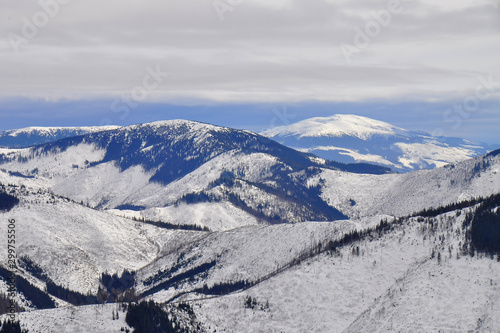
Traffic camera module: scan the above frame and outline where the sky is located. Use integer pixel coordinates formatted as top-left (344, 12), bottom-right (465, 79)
top-left (1, 0), bottom-right (499, 143)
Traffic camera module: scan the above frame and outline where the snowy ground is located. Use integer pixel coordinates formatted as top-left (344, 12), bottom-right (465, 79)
top-left (189, 211), bottom-right (500, 332)
top-left (0, 191), bottom-right (158, 293)
top-left (1, 188), bottom-right (499, 332)
top-left (318, 151), bottom-right (500, 218)
top-left (136, 220), bottom-right (363, 301)
top-left (0, 185), bottom-right (210, 294)
top-left (0, 131), bottom-right (498, 332)
top-left (0, 303), bottom-right (130, 333)
top-left (108, 201), bottom-right (262, 232)
top-left (1, 134), bottom-right (498, 231)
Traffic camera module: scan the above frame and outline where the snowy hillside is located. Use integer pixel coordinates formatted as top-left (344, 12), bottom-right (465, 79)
top-left (0, 120), bottom-right (386, 229)
top-left (190, 207), bottom-right (500, 332)
top-left (317, 149), bottom-right (500, 219)
top-left (0, 121), bottom-right (497, 230)
top-left (262, 114), bottom-right (494, 172)
top-left (263, 114), bottom-right (407, 139)
top-left (0, 184), bottom-right (160, 294)
top-left (0, 119), bottom-right (498, 332)
top-left (3, 190), bottom-right (498, 332)
top-left (0, 126), bottom-right (121, 148)
top-left (135, 219), bottom-right (361, 302)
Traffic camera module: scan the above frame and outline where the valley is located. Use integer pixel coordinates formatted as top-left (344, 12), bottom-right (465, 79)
top-left (0, 121), bottom-right (498, 332)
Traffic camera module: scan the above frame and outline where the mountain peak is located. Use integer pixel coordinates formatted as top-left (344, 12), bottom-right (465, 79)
top-left (131, 119), bottom-right (227, 132)
top-left (262, 114), bottom-right (408, 140)
top-left (261, 114), bottom-right (492, 172)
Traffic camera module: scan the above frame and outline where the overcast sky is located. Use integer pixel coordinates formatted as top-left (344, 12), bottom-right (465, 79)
top-left (1, 0), bottom-right (499, 143)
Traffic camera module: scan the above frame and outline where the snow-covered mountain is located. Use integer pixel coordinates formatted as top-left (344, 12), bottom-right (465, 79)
top-left (0, 120), bottom-right (498, 228)
top-left (0, 184), bottom-right (159, 295)
top-left (316, 149), bottom-right (500, 219)
top-left (0, 120), bottom-right (392, 230)
top-left (262, 114), bottom-right (494, 172)
top-left (3, 179), bottom-right (499, 332)
top-left (0, 119), bottom-right (499, 332)
top-left (187, 203), bottom-right (500, 332)
top-left (0, 126), bottom-right (121, 148)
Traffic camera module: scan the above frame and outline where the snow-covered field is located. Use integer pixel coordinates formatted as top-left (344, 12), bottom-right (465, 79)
top-left (5, 303), bottom-right (130, 333)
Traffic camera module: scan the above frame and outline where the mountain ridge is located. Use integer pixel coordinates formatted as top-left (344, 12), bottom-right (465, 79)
top-left (2, 120), bottom-right (384, 228)
top-left (0, 120), bottom-right (499, 332)
top-left (0, 125), bottom-right (121, 148)
top-left (262, 114), bottom-right (410, 140)
top-left (261, 114), bottom-right (495, 173)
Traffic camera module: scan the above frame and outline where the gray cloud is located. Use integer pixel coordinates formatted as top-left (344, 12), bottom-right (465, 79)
top-left (1, 0), bottom-right (499, 103)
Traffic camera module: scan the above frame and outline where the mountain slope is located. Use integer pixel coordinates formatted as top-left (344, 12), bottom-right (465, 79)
top-left (262, 114), bottom-right (494, 172)
top-left (0, 120), bottom-right (499, 331)
top-left (135, 219), bottom-right (361, 302)
top-left (317, 147), bottom-right (500, 219)
top-left (0, 121), bottom-right (497, 229)
top-left (4, 200), bottom-right (500, 332)
top-left (185, 202), bottom-right (500, 332)
top-left (1, 120), bottom-right (388, 228)
top-left (0, 126), bottom-right (121, 148)
top-left (0, 183), bottom-right (161, 294)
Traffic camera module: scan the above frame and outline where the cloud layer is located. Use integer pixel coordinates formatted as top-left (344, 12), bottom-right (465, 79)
top-left (1, 0), bottom-right (499, 103)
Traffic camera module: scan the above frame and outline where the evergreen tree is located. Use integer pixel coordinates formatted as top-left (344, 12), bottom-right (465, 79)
top-left (0, 192), bottom-right (19, 212)
top-left (0, 320), bottom-right (26, 333)
top-left (125, 301), bottom-right (176, 333)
